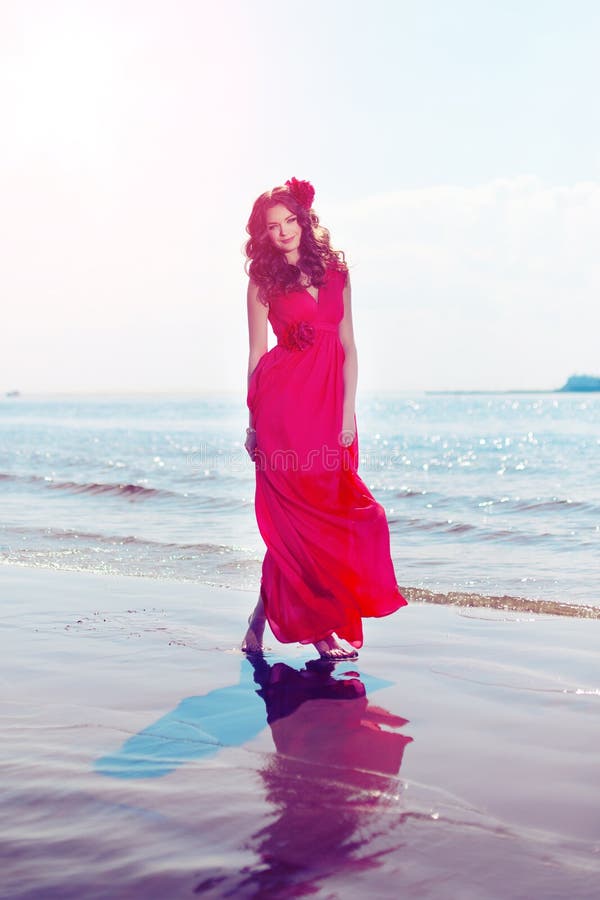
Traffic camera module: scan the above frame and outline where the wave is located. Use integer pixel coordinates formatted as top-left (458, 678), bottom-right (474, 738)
top-left (390, 486), bottom-right (600, 517)
top-left (398, 585), bottom-right (600, 619)
top-left (509, 497), bottom-right (597, 513)
top-left (0, 471), bottom-right (249, 510)
top-left (3, 471), bottom-right (598, 520)
top-left (387, 513), bottom-right (597, 548)
top-left (0, 523), bottom-right (235, 555)
top-left (0, 470), bottom-right (176, 500)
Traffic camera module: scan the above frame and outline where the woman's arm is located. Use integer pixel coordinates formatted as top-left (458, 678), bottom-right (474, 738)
top-left (244, 279), bottom-right (268, 460)
top-left (338, 271), bottom-right (358, 446)
top-left (246, 278), bottom-right (269, 430)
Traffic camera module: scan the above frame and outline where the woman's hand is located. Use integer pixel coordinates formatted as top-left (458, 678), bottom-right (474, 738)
top-left (245, 427), bottom-right (258, 461)
top-left (339, 414), bottom-right (356, 447)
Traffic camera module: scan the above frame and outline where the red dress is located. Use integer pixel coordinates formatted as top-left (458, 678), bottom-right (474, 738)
top-left (247, 266), bottom-right (407, 649)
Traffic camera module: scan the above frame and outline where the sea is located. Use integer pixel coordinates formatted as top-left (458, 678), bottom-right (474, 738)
top-left (1, 391), bottom-right (599, 611)
top-left (2, 391), bottom-right (600, 900)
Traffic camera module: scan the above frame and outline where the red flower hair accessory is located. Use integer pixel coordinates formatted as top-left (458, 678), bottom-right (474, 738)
top-left (281, 320), bottom-right (316, 351)
top-left (285, 177), bottom-right (315, 211)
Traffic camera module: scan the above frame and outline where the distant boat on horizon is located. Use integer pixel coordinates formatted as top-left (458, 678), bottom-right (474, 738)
top-left (5, 390), bottom-right (21, 398)
top-left (558, 375), bottom-right (600, 392)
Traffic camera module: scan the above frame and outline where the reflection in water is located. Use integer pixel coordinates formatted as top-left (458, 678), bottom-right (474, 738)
top-left (195, 657), bottom-right (413, 896)
top-left (95, 658), bottom-right (410, 781)
top-left (95, 657), bottom-right (412, 895)
top-left (251, 655), bottom-right (411, 773)
top-left (95, 660), bottom-right (268, 778)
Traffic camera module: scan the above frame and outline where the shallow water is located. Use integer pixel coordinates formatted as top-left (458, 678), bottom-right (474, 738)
top-left (1, 567), bottom-right (599, 899)
top-left (1, 391), bottom-right (599, 610)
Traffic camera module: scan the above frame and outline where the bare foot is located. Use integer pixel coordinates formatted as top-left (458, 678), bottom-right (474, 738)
top-left (241, 592), bottom-right (267, 654)
top-left (313, 634), bottom-right (359, 661)
top-left (241, 620), bottom-right (266, 654)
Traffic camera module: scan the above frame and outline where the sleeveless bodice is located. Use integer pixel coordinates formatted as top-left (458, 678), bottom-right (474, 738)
top-left (265, 267), bottom-right (346, 346)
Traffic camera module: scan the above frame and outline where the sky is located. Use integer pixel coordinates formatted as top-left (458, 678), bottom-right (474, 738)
top-left (1, 0), bottom-right (599, 395)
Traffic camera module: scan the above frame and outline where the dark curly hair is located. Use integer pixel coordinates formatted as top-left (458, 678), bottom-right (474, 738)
top-left (245, 183), bottom-right (347, 304)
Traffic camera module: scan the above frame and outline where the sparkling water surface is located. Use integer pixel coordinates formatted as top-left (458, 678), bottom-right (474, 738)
top-left (1, 391), bottom-right (598, 606)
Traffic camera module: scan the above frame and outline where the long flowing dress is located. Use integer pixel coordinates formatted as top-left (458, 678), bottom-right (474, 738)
top-left (247, 266), bottom-right (407, 649)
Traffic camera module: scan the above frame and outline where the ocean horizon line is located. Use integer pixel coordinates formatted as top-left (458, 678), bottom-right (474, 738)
top-left (1, 387), bottom-right (587, 399)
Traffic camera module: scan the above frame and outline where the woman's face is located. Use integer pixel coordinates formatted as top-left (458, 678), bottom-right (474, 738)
top-left (265, 203), bottom-right (302, 257)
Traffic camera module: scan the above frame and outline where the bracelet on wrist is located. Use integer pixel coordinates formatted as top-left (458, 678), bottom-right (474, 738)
top-left (246, 426), bottom-right (256, 435)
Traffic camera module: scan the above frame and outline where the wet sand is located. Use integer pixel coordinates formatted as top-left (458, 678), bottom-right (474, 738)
top-left (1, 565), bottom-right (599, 899)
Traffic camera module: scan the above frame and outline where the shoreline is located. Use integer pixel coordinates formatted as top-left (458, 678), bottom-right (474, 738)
top-left (3, 559), bottom-right (598, 619)
top-left (398, 584), bottom-right (600, 618)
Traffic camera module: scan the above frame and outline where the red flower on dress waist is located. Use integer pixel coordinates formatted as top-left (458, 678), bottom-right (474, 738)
top-left (285, 177), bottom-right (315, 211)
top-left (281, 320), bottom-right (316, 351)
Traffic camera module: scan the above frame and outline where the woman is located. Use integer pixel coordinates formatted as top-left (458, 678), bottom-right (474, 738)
top-left (242, 178), bottom-right (407, 661)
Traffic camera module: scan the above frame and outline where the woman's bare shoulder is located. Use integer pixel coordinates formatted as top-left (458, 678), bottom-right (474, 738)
top-left (327, 262), bottom-right (349, 283)
top-left (247, 277), bottom-right (269, 308)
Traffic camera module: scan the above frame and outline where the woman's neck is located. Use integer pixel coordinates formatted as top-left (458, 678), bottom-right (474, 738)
top-left (285, 249), bottom-right (300, 266)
